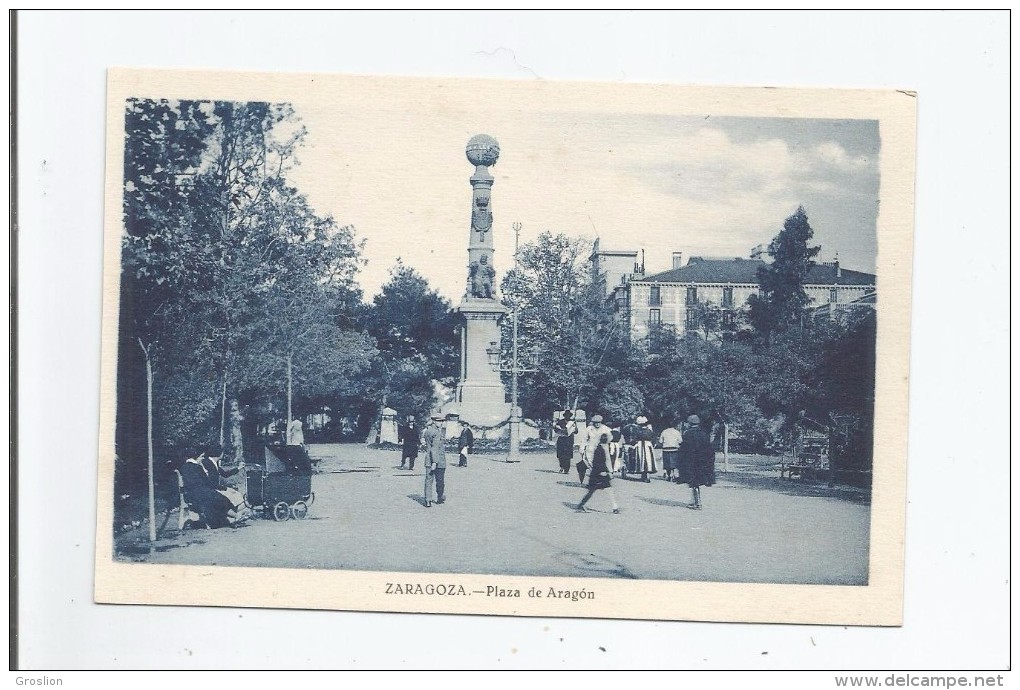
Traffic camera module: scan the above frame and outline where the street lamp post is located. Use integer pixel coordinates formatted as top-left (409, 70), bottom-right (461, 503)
top-left (486, 222), bottom-right (534, 463)
top-left (507, 221), bottom-right (529, 463)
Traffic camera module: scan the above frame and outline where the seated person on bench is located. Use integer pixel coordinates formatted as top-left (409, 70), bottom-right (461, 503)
top-left (180, 446), bottom-right (246, 528)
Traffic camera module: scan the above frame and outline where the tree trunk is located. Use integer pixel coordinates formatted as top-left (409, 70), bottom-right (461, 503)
top-left (723, 421), bottom-right (730, 473)
top-left (287, 352), bottom-right (293, 428)
top-left (138, 339), bottom-right (157, 544)
top-left (219, 375), bottom-right (228, 448)
top-left (229, 399), bottom-right (244, 464)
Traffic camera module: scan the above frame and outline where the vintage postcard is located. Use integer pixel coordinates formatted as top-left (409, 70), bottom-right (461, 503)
top-left (96, 68), bottom-right (915, 625)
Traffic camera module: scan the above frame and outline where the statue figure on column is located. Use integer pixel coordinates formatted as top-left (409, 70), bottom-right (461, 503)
top-left (472, 192), bottom-right (493, 242)
top-left (469, 254), bottom-right (496, 299)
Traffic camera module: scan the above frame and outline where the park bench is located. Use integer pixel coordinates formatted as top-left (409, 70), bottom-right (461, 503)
top-left (781, 460), bottom-right (820, 480)
top-left (780, 455), bottom-right (816, 479)
top-left (172, 468), bottom-right (208, 530)
top-left (780, 438), bottom-right (830, 480)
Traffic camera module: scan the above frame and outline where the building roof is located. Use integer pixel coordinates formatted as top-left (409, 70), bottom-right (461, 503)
top-left (593, 249), bottom-right (639, 257)
top-left (640, 257), bottom-right (875, 286)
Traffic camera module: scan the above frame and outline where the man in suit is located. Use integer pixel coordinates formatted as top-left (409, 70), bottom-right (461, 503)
top-left (583, 414), bottom-right (613, 483)
top-left (399, 415), bottom-right (420, 470)
top-left (457, 421), bottom-right (474, 467)
top-left (585, 414), bottom-right (613, 461)
top-left (422, 413), bottom-right (448, 507)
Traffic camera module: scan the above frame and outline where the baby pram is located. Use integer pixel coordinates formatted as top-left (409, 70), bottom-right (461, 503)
top-left (244, 444), bottom-right (315, 521)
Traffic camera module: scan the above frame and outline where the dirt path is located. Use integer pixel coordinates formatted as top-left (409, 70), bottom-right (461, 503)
top-left (116, 444), bottom-right (869, 585)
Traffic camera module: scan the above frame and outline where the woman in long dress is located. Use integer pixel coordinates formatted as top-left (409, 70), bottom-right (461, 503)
top-left (607, 427), bottom-right (622, 474)
top-left (181, 450), bottom-right (244, 528)
top-left (677, 415), bottom-right (716, 509)
top-left (634, 416), bottom-right (657, 483)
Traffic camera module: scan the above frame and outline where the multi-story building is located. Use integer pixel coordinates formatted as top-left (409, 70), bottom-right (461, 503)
top-left (590, 245), bottom-right (876, 341)
top-left (588, 238), bottom-right (645, 312)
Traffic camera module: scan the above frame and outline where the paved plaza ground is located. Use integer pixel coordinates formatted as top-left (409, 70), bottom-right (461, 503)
top-left (116, 444), bottom-right (870, 585)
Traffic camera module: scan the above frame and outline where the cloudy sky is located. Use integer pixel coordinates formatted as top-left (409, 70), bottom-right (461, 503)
top-left (285, 85), bottom-right (879, 303)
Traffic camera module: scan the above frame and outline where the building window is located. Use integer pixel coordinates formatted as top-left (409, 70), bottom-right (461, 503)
top-left (829, 287), bottom-right (839, 303)
top-left (686, 287), bottom-right (698, 305)
top-left (649, 308), bottom-right (661, 325)
top-left (722, 311), bottom-right (734, 328)
top-left (685, 309), bottom-right (698, 329)
top-left (722, 287), bottom-right (734, 308)
top-left (649, 285), bottom-right (661, 306)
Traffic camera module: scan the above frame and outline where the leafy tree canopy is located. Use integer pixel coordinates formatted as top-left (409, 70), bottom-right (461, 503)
top-left (749, 205), bottom-right (821, 336)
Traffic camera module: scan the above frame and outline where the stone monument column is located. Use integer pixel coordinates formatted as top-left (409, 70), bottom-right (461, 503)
top-left (454, 135), bottom-right (510, 427)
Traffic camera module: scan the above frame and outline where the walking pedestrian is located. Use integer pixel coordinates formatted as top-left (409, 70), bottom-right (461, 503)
top-left (457, 421), bottom-right (474, 467)
top-left (287, 418), bottom-right (305, 446)
top-left (608, 427), bottom-right (623, 474)
top-left (619, 417), bottom-right (641, 480)
top-left (422, 413), bottom-right (448, 507)
top-left (585, 414), bottom-right (613, 462)
top-left (553, 410), bottom-right (577, 474)
top-left (677, 415), bottom-right (716, 509)
top-left (399, 415), bottom-right (420, 470)
top-left (286, 418), bottom-right (309, 472)
top-left (575, 434), bottom-right (620, 514)
top-left (584, 414), bottom-right (613, 483)
top-left (574, 410), bottom-right (590, 485)
top-left (658, 421), bottom-right (682, 482)
top-left (634, 416), bottom-right (658, 483)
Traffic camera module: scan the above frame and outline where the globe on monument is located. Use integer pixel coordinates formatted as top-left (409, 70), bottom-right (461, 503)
top-left (465, 134), bottom-right (500, 167)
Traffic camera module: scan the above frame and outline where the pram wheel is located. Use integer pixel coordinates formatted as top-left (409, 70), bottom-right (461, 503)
top-left (290, 501), bottom-right (308, 520)
top-left (272, 501), bottom-right (290, 521)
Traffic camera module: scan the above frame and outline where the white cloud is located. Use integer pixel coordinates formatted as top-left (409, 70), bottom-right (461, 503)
top-left (813, 141), bottom-right (874, 171)
top-left (285, 99), bottom-right (877, 301)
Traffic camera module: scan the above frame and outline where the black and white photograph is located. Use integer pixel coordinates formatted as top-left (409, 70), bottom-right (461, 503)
top-left (93, 69), bottom-right (914, 625)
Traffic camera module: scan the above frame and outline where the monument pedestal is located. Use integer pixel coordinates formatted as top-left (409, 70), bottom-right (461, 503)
top-left (455, 297), bottom-right (511, 428)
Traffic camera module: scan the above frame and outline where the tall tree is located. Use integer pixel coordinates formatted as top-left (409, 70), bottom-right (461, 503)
top-left (120, 98), bottom-right (217, 541)
top-left (807, 310), bottom-right (877, 472)
top-left (500, 232), bottom-right (627, 418)
top-left (188, 102), bottom-right (311, 448)
top-left (242, 282), bottom-right (377, 436)
top-left (748, 205), bottom-right (822, 339)
top-left (363, 261), bottom-right (460, 420)
top-left (641, 328), bottom-right (763, 436)
top-left (117, 98), bottom-right (373, 535)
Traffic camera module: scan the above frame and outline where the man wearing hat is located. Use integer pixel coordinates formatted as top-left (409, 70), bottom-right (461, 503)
top-left (553, 410), bottom-right (577, 474)
top-left (422, 413), bottom-right (448, 507)
top-left (677, 415), bottom-right (716, 509)
top-left (585, 414), bottom-right (613, 472)
top-left (457, 420), bottom-right (474, 467)
top-left (399, 415), bottom-right (420, 470)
